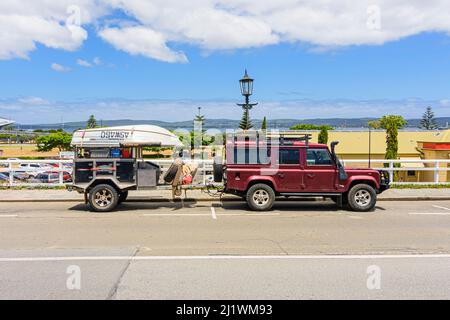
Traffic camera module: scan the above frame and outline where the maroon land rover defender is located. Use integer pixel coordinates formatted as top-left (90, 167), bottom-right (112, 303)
top-left (214, 133), bottom-right (389, 212)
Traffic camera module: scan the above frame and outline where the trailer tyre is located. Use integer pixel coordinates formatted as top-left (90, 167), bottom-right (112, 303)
top-left (213, 156), bottom-right (224, 183)
top-left (89, 184), bottom-right (119, 212)
top-left (246, 183), bottom-right (275, 211)
top-left (347, 184), bottom-right (376, 212)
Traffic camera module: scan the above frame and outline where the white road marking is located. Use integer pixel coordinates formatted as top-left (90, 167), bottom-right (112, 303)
top-left (432, 205), bottom-right (450, 211)
top-left (0, 214), bottom-right (18, 218)
top-left (211, 206), bottom-right (217, 220)
top-left (409, 212), bottom-right (450, 216)
top-left (1, 254), bottom-right (450, 262)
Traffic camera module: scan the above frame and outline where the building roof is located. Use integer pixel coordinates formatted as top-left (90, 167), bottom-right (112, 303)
top-left (0, 118), bottom-right (14, 128)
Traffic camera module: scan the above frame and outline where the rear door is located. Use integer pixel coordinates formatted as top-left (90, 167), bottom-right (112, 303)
top-left (303, 148), bottom-right (337, 192)
top-left (274, 147), bottom-right (303, 192)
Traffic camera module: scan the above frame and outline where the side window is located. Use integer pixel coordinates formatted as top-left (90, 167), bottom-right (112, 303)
top-left (279, 149), bottom-right (300, 165)
top-left (233, 147), bottom-right (271, 164)
top-left (306, 149), bottom-right (333, 166)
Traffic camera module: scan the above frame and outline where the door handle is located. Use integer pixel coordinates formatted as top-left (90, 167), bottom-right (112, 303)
top-left (307, 174), bottom-right (315, 178)
top-left (277, 173), bottom-right (285, 178)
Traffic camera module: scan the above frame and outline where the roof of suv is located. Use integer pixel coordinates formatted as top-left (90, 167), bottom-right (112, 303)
top-left (227, 140), bottom-right (328, 148)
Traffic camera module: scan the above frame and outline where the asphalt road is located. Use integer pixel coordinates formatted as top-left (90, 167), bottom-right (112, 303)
top-left (1, 199), bottom-right (450, 299)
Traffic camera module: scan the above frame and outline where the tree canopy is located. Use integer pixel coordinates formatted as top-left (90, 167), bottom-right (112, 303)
top-left (379, 115), bottom-right (407, 160)
top-left (261, 116), bottom-right (267, 130)
top-left (289, 124), bottom-right (333, 130)
top-left (86, 115), bottom-right (98, 129)
top-left (36, 131), bottom-right (72, 152)
top-left (420, 106), bottom-right (438, 130)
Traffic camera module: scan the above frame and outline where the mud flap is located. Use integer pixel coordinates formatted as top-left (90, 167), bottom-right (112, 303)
top-left (337, 194), bottom-right (343, 208)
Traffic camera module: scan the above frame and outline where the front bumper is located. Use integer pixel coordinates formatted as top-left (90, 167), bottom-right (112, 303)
top-left (378, 170), bottom-right (390, 193)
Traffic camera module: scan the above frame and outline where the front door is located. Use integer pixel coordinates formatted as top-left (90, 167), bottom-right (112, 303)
top-left (303, 148), bottom-right (337, 192)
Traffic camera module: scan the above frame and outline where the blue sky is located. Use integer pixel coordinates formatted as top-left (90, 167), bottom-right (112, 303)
top-left (1, 1), bottom-right (450, 124)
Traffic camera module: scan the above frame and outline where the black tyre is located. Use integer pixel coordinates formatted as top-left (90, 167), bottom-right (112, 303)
top-left (118, 191), bottom-right (128, 204)
top-left (163, 163), bottom-right (180, 183)
top-left (246, 184), bottom-right (275, 211)
top-left (213, 156), bottom-right (224, 183)
top-left (347, 184), bottom-right (376, 212)
top-left (88, 184), bottom-right (119, 212)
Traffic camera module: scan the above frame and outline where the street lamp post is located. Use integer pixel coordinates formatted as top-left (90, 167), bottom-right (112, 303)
top-left (237, 70), bottom-right (258, 130)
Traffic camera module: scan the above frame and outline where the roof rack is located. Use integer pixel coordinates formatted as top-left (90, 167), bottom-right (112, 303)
top-left (227, 131), bottom-right (312, 146)
top-left (279, 134), bottom-right (312, 146)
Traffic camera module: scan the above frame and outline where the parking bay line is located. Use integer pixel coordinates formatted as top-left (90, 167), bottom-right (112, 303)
top-left (2, 254), bottom-right (450, 262)
top-left (0, 214), bottom-right (18, 218)
top-left (211, 206), bottom-right (217, 220)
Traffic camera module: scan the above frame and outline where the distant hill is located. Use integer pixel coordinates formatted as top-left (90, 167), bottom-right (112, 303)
top-left (18, 117), bottom-right (450, 131)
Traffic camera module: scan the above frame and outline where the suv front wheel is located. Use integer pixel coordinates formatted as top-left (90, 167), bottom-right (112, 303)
top-left (246, 184), bottom-right (275, 211)
top-left (347, 184), bottom-right (376, 212)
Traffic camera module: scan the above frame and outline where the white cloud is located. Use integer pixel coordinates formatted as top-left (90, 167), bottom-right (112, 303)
top-left (51, 63), bottom-right (71, 72)
top-left (93, 57), bottom-right (102, 65)
top-left (0, 0), bottom-right (106, 60)
top-left (2, 1), bottom-right (450, 62)
top-left (99, 26), bottom-right (188, 63)
top-left (76, 59), bottom-right (92, 67)
top-left (17, 96), bottom-right (49, 105)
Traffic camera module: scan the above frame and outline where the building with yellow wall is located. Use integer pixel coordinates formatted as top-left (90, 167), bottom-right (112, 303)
top-left (279, 129), bottom-right (450, 183)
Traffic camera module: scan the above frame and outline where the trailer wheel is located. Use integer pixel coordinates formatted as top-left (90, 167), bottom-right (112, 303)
top-left (118, 191), bottom-right (128, 204)
top-left (246, 184), bottom-right (275, 211)
top-left (347, 184), bottom-right (376, 212)
top-left (89, 184), bottom-right (119, 212)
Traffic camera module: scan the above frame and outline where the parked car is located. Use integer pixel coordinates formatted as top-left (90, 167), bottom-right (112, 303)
top-left (213, 133), bottom-right (390, 212)
top-left (0, 172), bottom-right (30, 181)
top-left (0, 172), bottom-right (8, 182)
top-left (16, 163), bottom-right (53, 177)
top-left (31, 171), bottom-right (72, 183)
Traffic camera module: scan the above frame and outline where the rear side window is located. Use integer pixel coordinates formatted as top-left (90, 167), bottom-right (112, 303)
top-left (233, 147), bottom-right (271, 164)
top-left (279, 149), bottom-right (300, 165)
top-left (306, 149), bottom-right (333, 166)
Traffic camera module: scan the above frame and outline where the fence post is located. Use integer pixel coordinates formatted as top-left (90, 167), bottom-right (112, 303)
top-left (202, 162), bottom-right (206, 185)
top-left (389, 161), bottom-right (394, 183)
top-left (59, 162), bottom-right (64, 185)
top-left (435, 161), bottom-right (440, 184)
top-left (8, 161), bottom-right (13, 187)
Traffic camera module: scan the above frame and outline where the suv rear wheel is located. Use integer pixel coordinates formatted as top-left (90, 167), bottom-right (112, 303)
top-left (347, 184), bottom-right (376, 212)
top-left (246, 184), bottom-right (275, 211)
top-left (89, 184), bottom-right (119, 212)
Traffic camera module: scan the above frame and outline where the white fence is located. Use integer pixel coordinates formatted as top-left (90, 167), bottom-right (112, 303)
top-left (1, 158), bottom-right (450, 187)
top-left (0, 159), bottom-right (214, 187)
top-left (341, 159), bottom-right (450, 185)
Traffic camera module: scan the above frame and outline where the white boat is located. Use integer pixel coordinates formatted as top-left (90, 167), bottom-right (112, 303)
top-left (0, 118), bottom-right (14, 129)
top-left (71, 125), bottom-right (183, 148)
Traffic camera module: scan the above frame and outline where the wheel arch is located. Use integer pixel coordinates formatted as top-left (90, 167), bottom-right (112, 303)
top-left (86, 179), bottom-right (121, 193)
top-left (347, 178), bottom-right (378, 192)
top-left (246, 178), bottom-right (276, 193)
